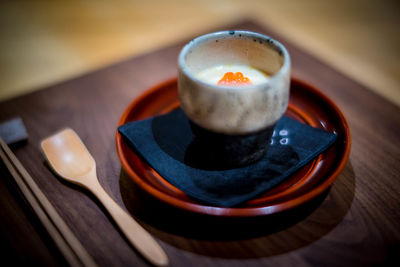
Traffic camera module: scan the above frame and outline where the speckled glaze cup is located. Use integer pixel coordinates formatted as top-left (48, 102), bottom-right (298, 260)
top-left (178, 30), bottom-right (291, 168)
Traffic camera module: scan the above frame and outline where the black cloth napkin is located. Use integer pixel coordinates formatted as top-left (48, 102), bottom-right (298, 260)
top-left (118, 109), bottom-right (337, 207)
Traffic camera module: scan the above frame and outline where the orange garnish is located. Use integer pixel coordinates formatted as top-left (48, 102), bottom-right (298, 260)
top-left (218, 72), bottom-right (252, 86)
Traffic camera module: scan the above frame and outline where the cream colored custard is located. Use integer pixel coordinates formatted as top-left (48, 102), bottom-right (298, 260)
top-left (196, 64), bottom-right (269, 86)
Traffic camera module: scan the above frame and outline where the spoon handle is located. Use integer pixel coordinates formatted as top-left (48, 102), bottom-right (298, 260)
top-left (88, 178), bottom-right (168, 267)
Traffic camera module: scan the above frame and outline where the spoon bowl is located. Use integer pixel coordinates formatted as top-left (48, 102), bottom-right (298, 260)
top-left (41, 129), bottom-right (95, 186)
top-left (41, 128), bottom-right (168, 266)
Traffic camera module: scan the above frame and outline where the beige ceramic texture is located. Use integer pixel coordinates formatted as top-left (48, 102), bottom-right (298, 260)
top-left (178, 31), bottom-right (290, 135)
top-left (40, 128), bottom-right (168, 267)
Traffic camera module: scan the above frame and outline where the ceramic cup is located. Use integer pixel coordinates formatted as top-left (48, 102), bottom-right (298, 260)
top-left (178, 30), bottom-right (291, 168)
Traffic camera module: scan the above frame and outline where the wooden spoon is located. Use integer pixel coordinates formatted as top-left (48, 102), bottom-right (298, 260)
top-left (41, 128), bottom-right (168, 266)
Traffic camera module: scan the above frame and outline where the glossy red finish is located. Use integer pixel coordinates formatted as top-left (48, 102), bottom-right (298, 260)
top-left (116, 78), bottom-right (351, 217)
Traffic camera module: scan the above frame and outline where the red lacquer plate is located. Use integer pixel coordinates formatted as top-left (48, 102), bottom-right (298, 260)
top-left (116, 78), bottom-right (351, 217)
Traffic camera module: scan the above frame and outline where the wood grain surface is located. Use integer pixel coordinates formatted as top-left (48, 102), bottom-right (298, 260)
top-left (0, 20), bottom-right (399, 267)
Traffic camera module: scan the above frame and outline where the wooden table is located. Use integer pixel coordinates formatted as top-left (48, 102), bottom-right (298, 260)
top-left (1, 20), bottom-right (399, 267)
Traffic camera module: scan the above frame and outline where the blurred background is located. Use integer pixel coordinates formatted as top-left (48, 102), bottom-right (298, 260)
top-left (0, 0), bottom-right (399, 105)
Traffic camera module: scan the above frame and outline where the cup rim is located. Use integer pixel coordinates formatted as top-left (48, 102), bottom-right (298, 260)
top-left (178, 30), bottom-right (291, 91)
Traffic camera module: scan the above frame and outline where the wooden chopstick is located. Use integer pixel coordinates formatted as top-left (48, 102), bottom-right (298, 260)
top-left (0, 137), bottom-right (97, 267)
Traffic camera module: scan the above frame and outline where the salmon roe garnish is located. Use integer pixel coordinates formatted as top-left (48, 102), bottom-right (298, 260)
top-left (218, 72), bottom-right (252, 86)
